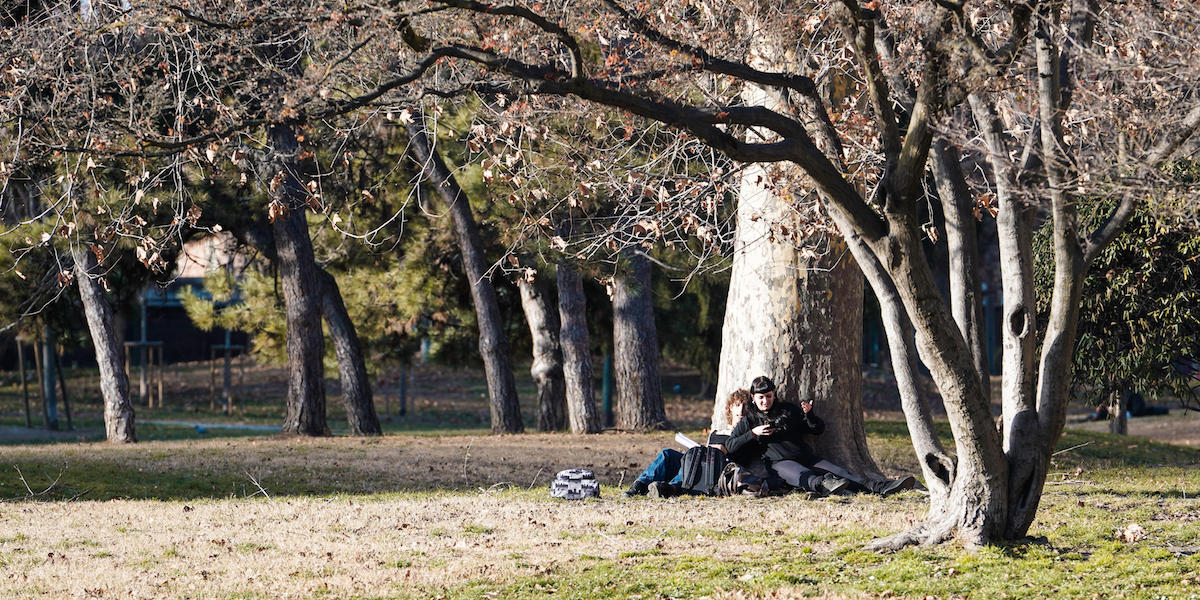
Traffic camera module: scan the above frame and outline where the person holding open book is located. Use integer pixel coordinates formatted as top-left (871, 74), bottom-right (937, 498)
top-left (622, 389), bottom-right (753, 498)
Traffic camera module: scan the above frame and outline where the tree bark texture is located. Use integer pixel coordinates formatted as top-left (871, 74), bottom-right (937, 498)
top-left (1109, 389), bottom-right (1128, 435)
top-left (832, 210), bottom-right (955, 512)
top-left (71, 244), bottom-right (136, 443)
top-left (612, 251), bottom-right (669, 431)
top-left (557, 261), bottom-right (600, 433)
top-left (318, 269), bottom-right (382, 435)
top-left (712, 28), bottom-right (876, 475)
top-left (406, 118), bottom-right (524, 434)
top-left (269, 125), bottom-right (329, 437)
top-left (931, 139), bottom-right (991, 401)
top-left (518, 277), bottom-right (568, 431)
top-left (969, 93), bottom-right (1044, 538)
top-left (230, 224), bottom-right (377, 435)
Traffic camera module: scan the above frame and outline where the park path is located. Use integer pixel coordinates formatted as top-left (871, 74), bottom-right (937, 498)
top-left (138, 419), bottom-right (279, 432)
top-left (0, 420), bottom-right (277, 444)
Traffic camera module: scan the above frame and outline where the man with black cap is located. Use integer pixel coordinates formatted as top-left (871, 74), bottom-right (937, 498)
top-left (724, 375), bottom-right (915, 496)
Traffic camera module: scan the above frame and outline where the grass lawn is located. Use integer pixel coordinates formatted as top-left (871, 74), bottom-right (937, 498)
top-left (2, 419), bottom-right (1199, 600)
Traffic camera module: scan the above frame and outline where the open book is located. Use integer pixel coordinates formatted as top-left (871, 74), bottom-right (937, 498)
top-left (674, 432), bottom-right (700, 449)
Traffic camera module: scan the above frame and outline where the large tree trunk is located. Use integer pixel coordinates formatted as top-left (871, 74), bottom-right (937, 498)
top-left (269, 125), bottom-right (329, 436)
top-left (969, 93), bottom-right (1045, 539)
top-left (71, 244), bottom-right (136, 443)
top-left (406, 117), bottom-right (523, 434)
top-left (518, 276), bottom-right (568, 431)
top-left (713, 178), bottom-right (872, 473)
top-left (713, 23), bottom-right (877, 475)
top-left (612, 251), bottom-right (668, 430)
top-left (318, 269), bottom-right (382, 435)
top-left (557, 261), bottom-right (600, 433)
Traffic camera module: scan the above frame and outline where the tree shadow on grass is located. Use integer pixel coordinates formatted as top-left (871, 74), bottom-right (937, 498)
top-left (0, 430), bottom-right (675, 503)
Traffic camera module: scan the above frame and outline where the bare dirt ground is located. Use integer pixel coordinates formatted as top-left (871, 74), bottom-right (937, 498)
top-left (1068, 409), bottom-right (1200, 446)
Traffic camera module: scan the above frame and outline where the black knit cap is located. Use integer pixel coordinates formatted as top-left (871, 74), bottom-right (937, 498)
top-left (749, 376), bottom-right (776, 395)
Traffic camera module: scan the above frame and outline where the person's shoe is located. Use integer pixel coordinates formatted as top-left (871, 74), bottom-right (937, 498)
top-left (647, 481), bottom-right (677, 499)
top-left (622, 481), bottom-right (649, 498)
top-left (870, 475), bottom-right (918, 496)
top-left (754, 480), bottom-right (771, 498)
top-left (815, 474), bottom-right (850, 496)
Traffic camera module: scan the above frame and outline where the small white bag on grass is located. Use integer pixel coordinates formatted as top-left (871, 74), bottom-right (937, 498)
top-left (550, 468), bottom-right (600, 500)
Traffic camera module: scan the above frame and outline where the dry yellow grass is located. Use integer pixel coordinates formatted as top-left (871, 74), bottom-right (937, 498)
top-left (0, 433), bottom-right (924, 600)
top-left (1, 491), bottom-right (917, 599)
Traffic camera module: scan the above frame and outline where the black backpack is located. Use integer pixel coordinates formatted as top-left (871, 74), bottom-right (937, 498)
top-left (678, 446), bottom-right (728, 496)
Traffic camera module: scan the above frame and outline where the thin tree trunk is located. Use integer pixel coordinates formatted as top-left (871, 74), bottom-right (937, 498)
top-left (612, 251), bottom-right (668, 431)
top-left (931, 139), bottom-right (991, 401)
top-left (55, 353), bottom-right (72, 430)
top-left (39, 329), bottom-right (58, 431)
top-left (231, 225), bottom-right (376, 434)
top-left (406, 117), bottom-right (523, 434)
top-left (18, 342), bottom-right (32, 428)
top-left (557, 261), bottom-right (600, 434)
top-left (833, 210), bottom-right (955, 511)
top-left (269, 124), bottom-right (329, 436)
top-left (518, 277), bottom-right (568, 431)
top-left (1109, 388), bottom-right (1128, 435)
top-left (71, 244), bottom-right (136, 443)
top-left (318, 269), bottom-right (381, 435)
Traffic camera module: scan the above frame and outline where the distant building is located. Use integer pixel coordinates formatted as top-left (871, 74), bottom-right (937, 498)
top-left (136, 233), bottom-right (251, 364)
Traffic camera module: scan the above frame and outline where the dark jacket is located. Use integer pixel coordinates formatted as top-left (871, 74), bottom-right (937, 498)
top-left (723, 401), bottom-right (825, 466)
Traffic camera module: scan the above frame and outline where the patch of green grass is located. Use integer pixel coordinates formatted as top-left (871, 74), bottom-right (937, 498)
top-left (53, 538), bottom-right (99, 550)
top-left (417, 448), bottom-right (1200, 600)
top-left (461, 524), bottom-right (494, 536)
top-left (234, 542), bottom-right (272, 554)
top-left (617, 548), bottom-right (666, 559)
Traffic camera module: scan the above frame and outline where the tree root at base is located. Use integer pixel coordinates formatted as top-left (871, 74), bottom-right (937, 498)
top-left (863, 515), bottom-right (960, 552)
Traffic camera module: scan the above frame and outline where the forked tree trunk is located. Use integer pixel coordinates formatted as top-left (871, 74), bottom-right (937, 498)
top-left (855, 204), bottom-right (1010, 549)
top-left (611, 251), bottom-right (668, 431)
top-left (71, 244), bottom-right (136, 443)
top-left (969, 93), bottom-right (1045, 539)
top-left (318, 269), bottom-right (382, 435)
top-left (835, 215), bottom-right (956, 512)
top-left (518, 276), bottom-right (568, 431)
top-left (232, 224), bottom-right (378, 435)
top-left (406, 117), bottom-right (523, 434)
top-left (270, 124), bottom-right (329, 436)
top-left (557, 261), bottom-right (600, 433)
